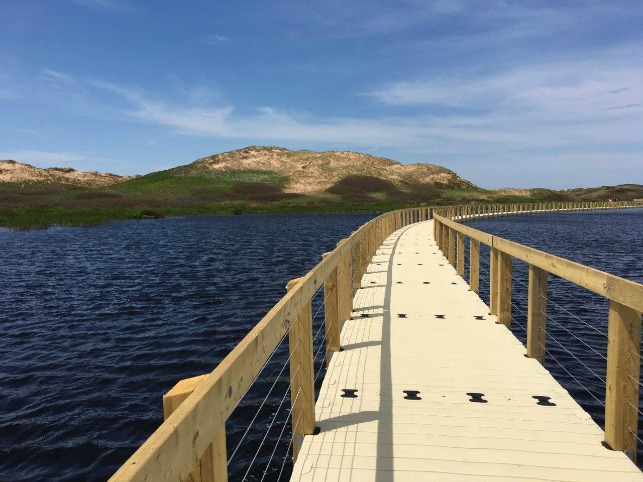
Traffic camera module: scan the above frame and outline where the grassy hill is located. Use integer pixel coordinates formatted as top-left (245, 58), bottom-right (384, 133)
top-left (1, 147), bottom-right (641, 229)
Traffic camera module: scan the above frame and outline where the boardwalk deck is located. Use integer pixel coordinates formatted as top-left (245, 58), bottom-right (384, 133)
top-left (291, 220), bottom-right (643, 481)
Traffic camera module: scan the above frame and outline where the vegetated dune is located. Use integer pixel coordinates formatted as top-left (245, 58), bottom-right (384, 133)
top-left (192, 146), bottom-right (476, 194)
top-left (563, 184), bottom-right (643, 201)
top-left (0, 160), bottom-right (132, 188)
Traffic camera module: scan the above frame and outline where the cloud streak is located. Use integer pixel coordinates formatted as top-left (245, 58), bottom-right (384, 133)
top-left (202, 34), bottom-right (230, 45)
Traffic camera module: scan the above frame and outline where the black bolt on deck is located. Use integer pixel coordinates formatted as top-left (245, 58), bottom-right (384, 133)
top-left (467, 393), bottom-right (488, 403)
top-left (341, 389), bottom-right (358, 398)
top-left (403, 390), bottom-right (422, 400)
top-left (533, 395), bottom-right (556, 406)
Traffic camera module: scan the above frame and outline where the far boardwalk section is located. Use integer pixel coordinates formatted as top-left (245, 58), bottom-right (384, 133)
top-left (291, 220), bottom-right (643, 481)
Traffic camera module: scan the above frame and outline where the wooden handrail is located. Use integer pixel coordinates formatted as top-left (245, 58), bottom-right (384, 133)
top-left (110, 200), bottom-right (643, 480)
top-left (435, 211), bottom-right (643, 312)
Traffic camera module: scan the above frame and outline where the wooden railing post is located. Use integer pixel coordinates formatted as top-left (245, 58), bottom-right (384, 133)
top-left (351, 243), bottom-right (360, 295)
top-left (469, 238), bottom-right (480, 294)
top-left (448, 227), bottom-right (456, 267)
top-left (163, 375), bottom-right (227, 482)
top-left (360, 234), bottom-right (369, 278)
top-left (337, 241), bottom-right (352, 324)
top-left (286, 278), bottom-right (316, 461)
top-left (442, 222), bottom-right (449, 258)
top-left (527, 264), bottom-right (548, 364)
top-left (322, 253), bottom-right (341, 365)
top-left (605, 301), bottom-right (642, 459)
top-left (456, 231), bottom-right (465, 277)
top-left (489, 247), bottom-right (499, 315)
top-left (497, 251), bottom-right (512, 327)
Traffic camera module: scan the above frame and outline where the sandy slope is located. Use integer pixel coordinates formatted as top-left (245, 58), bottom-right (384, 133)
top-left (194, 146), bottom-right (473, 194)
top-left (0, 160), bottom-right (131, 188)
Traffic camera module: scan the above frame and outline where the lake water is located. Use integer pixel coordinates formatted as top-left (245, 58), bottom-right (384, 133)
top-left (1, 209), bottom-right (642, 480)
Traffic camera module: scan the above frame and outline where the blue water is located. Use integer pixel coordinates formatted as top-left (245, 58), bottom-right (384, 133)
top-left (1, 209), bottom-right (642, 480)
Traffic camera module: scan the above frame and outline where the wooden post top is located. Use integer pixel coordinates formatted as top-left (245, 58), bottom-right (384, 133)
top-left (287, 277), bottom-right (303, 292)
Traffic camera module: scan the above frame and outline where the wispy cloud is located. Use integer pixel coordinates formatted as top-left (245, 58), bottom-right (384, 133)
top-left (602, 104), bottom-right (640, 112)
top-left (365, 62), bottom-right (643, 119)
top-left (41, 68), bottom-right (87, 90)
top-left (202, 34), bottom-right (230, 45)
top-left (65, 0), bottom-right (134, 13)
top-left (16, 127), bottom-right (39, 135)
top-left (93, 80), bottom-right (233, 135)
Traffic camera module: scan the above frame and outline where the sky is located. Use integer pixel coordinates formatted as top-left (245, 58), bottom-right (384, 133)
top-left (1, 0), bottom-right (642, 189)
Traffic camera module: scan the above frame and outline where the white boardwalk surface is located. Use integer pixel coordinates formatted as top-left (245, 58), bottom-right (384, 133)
top-left (291, 220), bottom-right (643, 481)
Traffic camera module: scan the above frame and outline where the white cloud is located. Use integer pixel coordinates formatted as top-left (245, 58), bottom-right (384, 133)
top-left (202, 34), bottom-right (230, 45)
top-left (41, 68), bottom-right (90, 96)
top-left (366, 62), bottom-right (643, 118)
top-left (92, 80), bottom-right (233, 135)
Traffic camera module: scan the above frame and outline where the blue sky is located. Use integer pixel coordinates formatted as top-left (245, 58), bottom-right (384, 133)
top-left (1, 0), bottom-right (642, 189)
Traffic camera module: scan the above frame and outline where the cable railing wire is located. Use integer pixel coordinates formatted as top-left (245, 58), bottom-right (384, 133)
top-left (508, 287), bottom-right (608, 363)
top-left (260, 386), bottom-right (303, 482)
top-left (509, 304), bottom-right (606, 408)
top-left (512, 274), bottom-right (608, 338)
top-left (510, 300), bottom-right (607, 386)
top-left (544, 344), bottom-right (606, 408)
top-left (242, 370), bottom-right (302, 481)
top-left (227, 334), bottom-right (296, 465)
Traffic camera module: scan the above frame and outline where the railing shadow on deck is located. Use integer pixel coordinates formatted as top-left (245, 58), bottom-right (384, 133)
top-left (109, 201), bottom-right (643, 481)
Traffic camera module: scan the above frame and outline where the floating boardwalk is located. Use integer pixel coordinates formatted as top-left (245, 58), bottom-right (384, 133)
top-left (109, 202), bottom-right (643, 482)
top-left (291, 220), bottom-right (643, 481)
